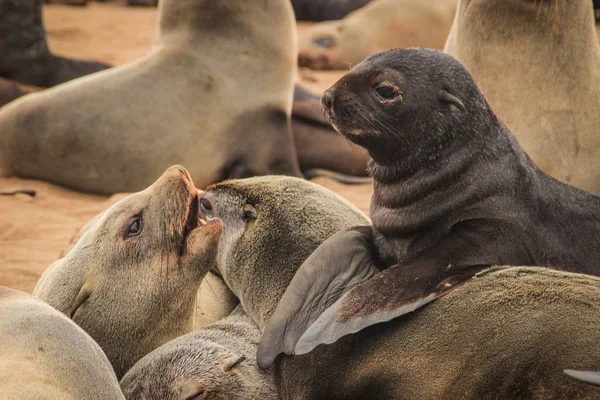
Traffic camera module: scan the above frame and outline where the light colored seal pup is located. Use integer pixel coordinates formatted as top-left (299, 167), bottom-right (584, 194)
top-left (198, 177), bottom-right (600, 399)
top-left (0, 287), bottom-right (125, 400)
top-left (34, 165), bottom-right (224, 378)
top-left (298, 0), bottom-right (457, 70)
top-left (445, 0), bottom-right (600, 194)
top-left (0, 0), bottom-right (300, 194)
top-left (121, 306), bottom-right (278, 400)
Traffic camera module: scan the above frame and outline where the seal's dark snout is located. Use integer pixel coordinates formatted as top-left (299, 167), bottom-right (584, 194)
top-left (321, 89), bottom-right (335, 113)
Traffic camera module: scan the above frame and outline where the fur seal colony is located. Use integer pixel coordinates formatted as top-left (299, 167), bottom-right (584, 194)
top-left (0, 287), bottom-right (125, 399)
top-left (444, 0), bottom-right (600, 194)
top-left (199, 177), bottom-right (600, 399)
top-left (121, 306), bottom-right (278, 400)
top-left (0, 0), bottom-right (109, 87)
top-left (0, 0), bottom-right (301, 194)
top-left (298, 0), bottom-right (457, 70)
top-left (34, 166), bottom-right (223, 378)
top-left (260, 48), bottom-right (600, 359)
top-left (291, 0), bottom-right (371, 21)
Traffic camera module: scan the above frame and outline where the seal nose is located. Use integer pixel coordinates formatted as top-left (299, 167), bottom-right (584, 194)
top-left (321, 89), bottom-right (335, 113)
top-left (170, 165), bottom-right (192, 182)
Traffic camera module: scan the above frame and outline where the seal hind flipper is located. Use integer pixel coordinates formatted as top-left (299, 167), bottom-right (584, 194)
top-left (257, 226), bottom-right (378, 369)
top-left (564, 370), bottom-right (600, 386)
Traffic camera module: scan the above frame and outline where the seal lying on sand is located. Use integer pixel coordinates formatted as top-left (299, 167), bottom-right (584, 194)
top-left (291, 0), bottom-right (371, 21)
top-left (34, 166), bottom-right (223, 378)
top-left (121, 306), bottom-right (278, 400)
top-left (298, 0), bottom-right (456, 70)
top-left (445, 0), bottom-right (600, 194)
top-left (0, 0), bottom-right (109, 87)
top-left (0, 287), bottom-right (125, 400)
top-left (0, 0), bottom-right (300, 194)
top-left (260, 48), bottom-right (600, 358)
top-left (199, 177), bottom-right (600, 399)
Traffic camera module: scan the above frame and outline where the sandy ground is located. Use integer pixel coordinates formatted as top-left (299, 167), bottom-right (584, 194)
top-left (0, 3), bottom-right (373, 294)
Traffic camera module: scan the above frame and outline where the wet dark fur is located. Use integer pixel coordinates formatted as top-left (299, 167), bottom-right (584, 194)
top-left (0, 0), bottom-right (109, 87)
top-left (323, 48), bottom-right (600, 313)
top-left (291, 0), bottom-right (371, 21)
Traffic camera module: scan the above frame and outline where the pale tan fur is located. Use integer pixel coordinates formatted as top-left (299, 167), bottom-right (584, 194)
top-left (298, 0), bottom-right (457, 69)
top-left (445, 0), bottom-right (600, 194)
top-left (0, 0), bottom-right (299, 194)
top-left (0, 287), bottom-right (125, 400)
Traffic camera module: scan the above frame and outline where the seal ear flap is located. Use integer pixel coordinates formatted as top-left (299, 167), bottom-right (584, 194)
top-left (257, 226), bottom-right (379, 369)
top-left (438, 89), bottom-right (465, 111)
top-left (221, 355), bottom-right (246, 373)
top-left (564, 370), bottom-right (600, 386)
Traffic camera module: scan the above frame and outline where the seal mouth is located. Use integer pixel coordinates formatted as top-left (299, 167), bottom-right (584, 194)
top-left (178, 193), bottom-right (220, 256)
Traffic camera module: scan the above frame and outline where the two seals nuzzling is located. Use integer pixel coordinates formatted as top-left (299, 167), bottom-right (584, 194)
top-left (0, 0), bottom-right (301, 194)
top-left (34, 166), bottom-right (223, 378)
top-left (199, 177), bottom-right (600, 399)
top-left (298, 0), bottom-right (456, 70)
top-left (121, 307), bottom-right (278, 400)
top-left (260, 48), bottom-right (600, 358)
top-left (0, 287), bottom-right (124, 399)
top-left (0, 0), bottom-right (109, 87)
top-left (445, 0), bottom-right (600, 194)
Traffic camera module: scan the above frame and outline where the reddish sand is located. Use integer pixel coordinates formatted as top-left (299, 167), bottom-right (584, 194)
top-left (0, 3), bottom-right (373, 294)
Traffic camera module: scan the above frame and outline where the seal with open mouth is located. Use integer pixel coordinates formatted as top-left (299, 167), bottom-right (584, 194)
top-left (34, 165), bottom-right (223, 378)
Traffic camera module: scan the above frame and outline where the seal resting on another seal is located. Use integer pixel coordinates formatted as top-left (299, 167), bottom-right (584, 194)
top-left (444, 0), bottom-right (600, 194)
top-left (298, 0), bottom-right (456, 70)
top-left (0, 0), bottom-right (300, 194)
top-left (0, 287), bottom-right (125, 399)
top-left (121, 306), bottom-right (278, 400)
top-left (198, 177), bottom-right (600, 399)
top-left (34, 166), bottom-right (223, 378)
top-left (291, 0), bottom-right (371, 21)
top-left (0, 0), bottom-right (109, 87)
top-left (260, 48), bottom-right (600, 359)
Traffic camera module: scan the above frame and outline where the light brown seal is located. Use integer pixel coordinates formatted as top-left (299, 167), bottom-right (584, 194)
top-left (298, 0), bottom-right (457, 70)
top-left (120, 306), bottom-right (278, 400)
top-left (0, 287), bottom-right (125, 399)
top-left (197, 177), bottom-right (600, 399)
top-left (33, 166), bottom-right (223, 378)
top-left (444, 0), bottom-right (600, 194)
top-left (0, 0), bottom-right (300, 194)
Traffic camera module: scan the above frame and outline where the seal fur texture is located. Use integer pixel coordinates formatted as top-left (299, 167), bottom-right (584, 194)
top-left (0, 287), bottom-right (125, 400)
top-left (298, 0), bottom-right (457, 70)
top-left (444, 0), bottom-right (600, 194)
top-left (121, 306), bottom-right (278, 400)
top-left (0, 0), bottom-right (300, 194)
top-left (201, 177), bottom-right (600, 399)
top-left (33, 166), bottom-right (223, 378)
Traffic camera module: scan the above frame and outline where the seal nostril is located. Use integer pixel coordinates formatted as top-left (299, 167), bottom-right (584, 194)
top-left (321, 90), bottom-right (335, 111)
top-left (174, 165), bottom-right (191, 181)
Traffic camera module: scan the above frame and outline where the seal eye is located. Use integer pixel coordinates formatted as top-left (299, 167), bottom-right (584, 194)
top-left (125, 217), bottom-right (143, 238)
top-left (241, 204), bottom-right (257, 222)
top-left (186, 391), bottom-right (206, 400)
top-left (200, 198), bottom-right (213, 215)
top-left (374, 82), bottom-right (402, 102)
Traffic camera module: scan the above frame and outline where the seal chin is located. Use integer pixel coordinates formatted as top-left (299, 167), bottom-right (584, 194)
top-left (181, 218), bottom-right (223, 264)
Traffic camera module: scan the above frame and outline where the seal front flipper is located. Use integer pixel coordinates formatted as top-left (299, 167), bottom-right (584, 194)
top-left (564, 370), bottom-right (600, 386)
top-left (257, 225), bottom-right (378, 369)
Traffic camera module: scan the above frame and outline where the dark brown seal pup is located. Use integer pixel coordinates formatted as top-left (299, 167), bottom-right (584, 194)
top-left (0, 287), bottom-right (125, 399)
top-left (200, 177), bottom-right (600, 399)
top-left (291, 0), bottom-right (371, 21)
top-left (0, 0), bottom-right (109, 87)
top-left (120, 306), bottom-right (278, 400)
top-left (34, 166), bottom-right (223, 378)
top-left (259, 48), bottom-right (600, 362)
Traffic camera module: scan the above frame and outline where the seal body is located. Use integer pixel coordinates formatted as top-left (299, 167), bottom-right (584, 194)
top-left (0, 0), bottom-right (109, 87)
top-left (34, 166), bottom-right (223, 378)
top-left (0, 0), bottom-right (300, 194)
top-left (0, 287), bottom-right (125, 400)
top-left (121, 306), bottom-right (278, 400)
top-left (0, 78), bottom-right (39, 108)
top-left (200, 177), bottom-right (600, 399)
top-left (298, 0), bottom-right (456, 69)
top-left (445, 0), bottom-right (600, 194)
